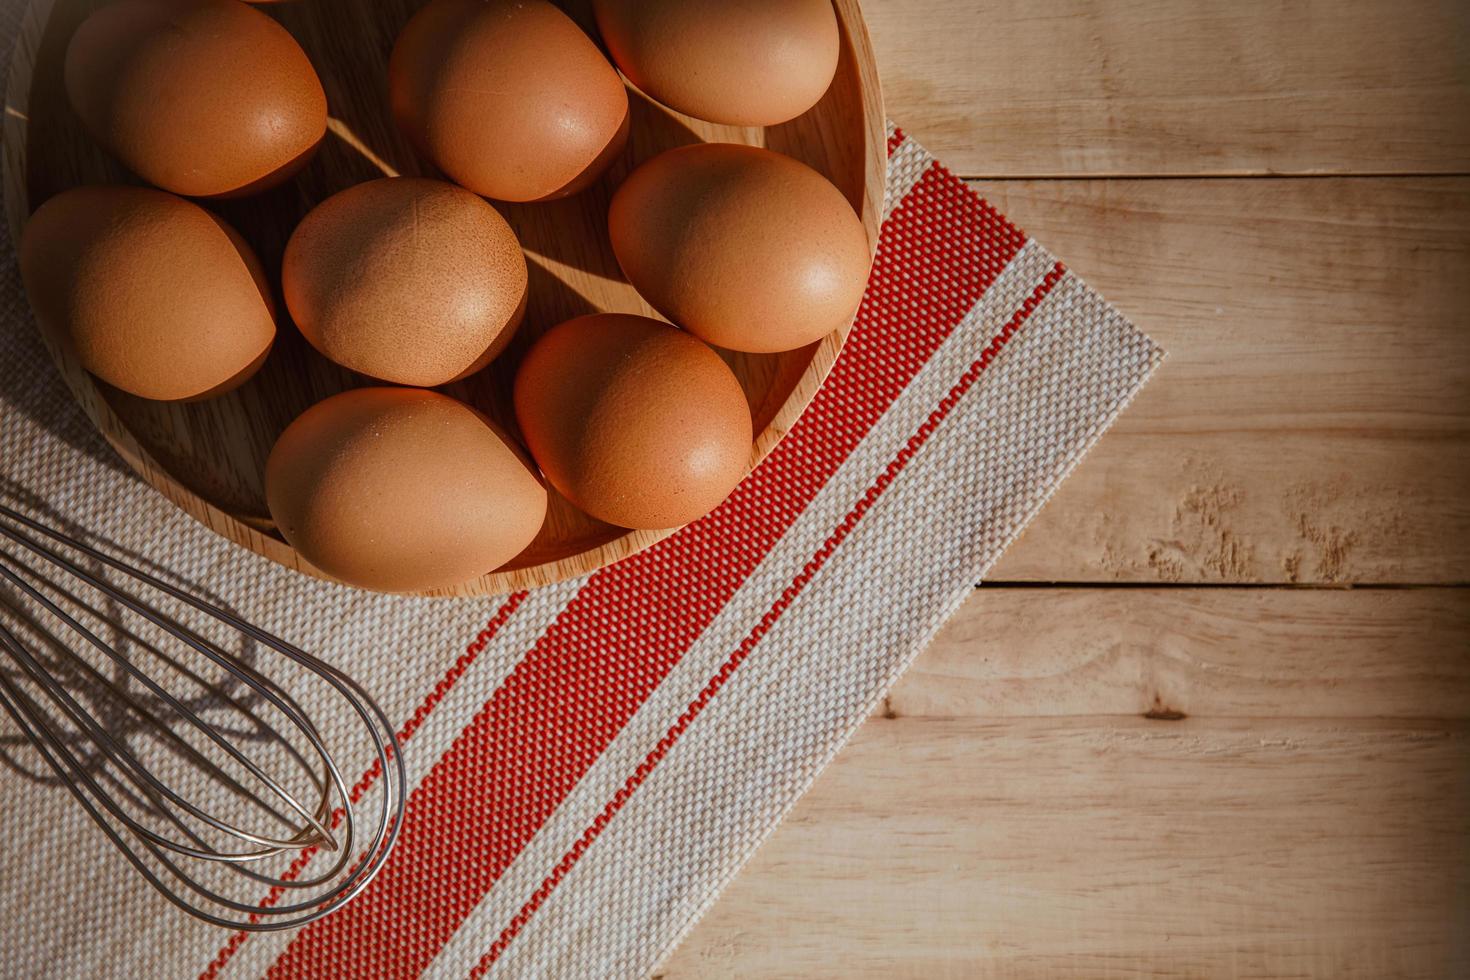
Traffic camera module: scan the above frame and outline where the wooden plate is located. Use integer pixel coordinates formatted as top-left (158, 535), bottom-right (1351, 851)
top-left (2, 0), bottom-right (885, 596)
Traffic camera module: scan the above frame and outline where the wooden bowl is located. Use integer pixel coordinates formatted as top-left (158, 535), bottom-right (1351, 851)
top-left (3, 0), bottom-right (885, 596)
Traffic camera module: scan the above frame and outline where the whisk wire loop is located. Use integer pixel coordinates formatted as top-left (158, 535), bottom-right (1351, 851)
top-left (0, 502), bottom-right (406, 930)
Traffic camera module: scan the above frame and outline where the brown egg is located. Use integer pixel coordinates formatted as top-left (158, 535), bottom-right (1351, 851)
top-left (609, 143), bottom-right (871, 354)
top-left (19, 186), bottom-right (276, 402)
top-left (514, 314), bottom-right (752, 530)
top-left (389, 0), bottom-right (630, 203)
top-left (64, 0), bottom-right (326, 198)
top-left (266, 388), bottom-right (548, 593)
top-left (592, 0), bottom-right (840, 126)
top-left (283, 178), bottom-right (528, 387)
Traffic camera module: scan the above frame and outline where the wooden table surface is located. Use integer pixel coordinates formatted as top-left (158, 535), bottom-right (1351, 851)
top-left (661, 2), bottom-right (1470, 977)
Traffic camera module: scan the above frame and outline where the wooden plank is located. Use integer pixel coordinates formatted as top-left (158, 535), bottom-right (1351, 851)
top-left (866, 0), bottom-right (1470, 177)
top-left (660, 588), bottom-right (1470, 979)
top-left (972, 176), bottom-right (1470, 584)
top-left (892, 587), bottom-right (1470, 720)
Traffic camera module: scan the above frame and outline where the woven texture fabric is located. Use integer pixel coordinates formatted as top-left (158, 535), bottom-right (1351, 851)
top-left (0, 7), bottom-right (1162, 972)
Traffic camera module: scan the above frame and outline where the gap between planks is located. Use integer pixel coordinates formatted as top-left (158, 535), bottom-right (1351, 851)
top-left (977, 581), bottom-right (1470, 590)
top-left (952, 171), bottom-right (1470, 181)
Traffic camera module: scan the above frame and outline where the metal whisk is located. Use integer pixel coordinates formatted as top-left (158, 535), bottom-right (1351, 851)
top-left (0, 501), bottom-right (404, 930)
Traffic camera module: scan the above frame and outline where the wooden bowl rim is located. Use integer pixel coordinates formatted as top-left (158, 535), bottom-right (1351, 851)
top-left (2, 0), bottom-right (886, 598)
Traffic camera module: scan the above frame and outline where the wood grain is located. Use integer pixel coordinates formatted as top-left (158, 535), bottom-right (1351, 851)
top-left (1, 0), bottom-right (886, 596)
top-left (978, 176), bottom-right (1470, 584)
top-left (661, 4), bottom-right (1470, 976)
top-left (865, 0), bottom-right (1470, 177)
top-left (661, 587), bottom-right (1470, 979)
top-left (5, 1), bottom-right (1464, 974)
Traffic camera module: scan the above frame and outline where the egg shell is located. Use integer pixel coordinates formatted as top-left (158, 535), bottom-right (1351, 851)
top-left (514, 314), bottom-right (752, 530)
top-left (282, 177), bottom-right (528, 387)
top-left (592, 0), bottom-right (840, 127)
top-left (265, 388), bottom-right (548, 593)
top-left (608, 143), bottom-right (871, 354)
top-left (389, 0), bottom-right (630, 203)
top-left (19, 185), bottom-right (276, 402)
top-left (63, 0), bottom-right (327, 198)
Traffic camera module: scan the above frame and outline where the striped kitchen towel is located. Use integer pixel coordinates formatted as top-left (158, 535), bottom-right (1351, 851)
top-left (0, 47), bottom-right (1162, 980)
